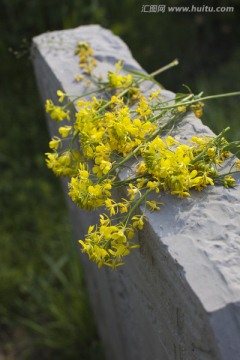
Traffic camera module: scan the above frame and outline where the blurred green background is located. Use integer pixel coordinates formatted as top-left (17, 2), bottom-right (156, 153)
top-left (0, 0), bottom-right (239, 358)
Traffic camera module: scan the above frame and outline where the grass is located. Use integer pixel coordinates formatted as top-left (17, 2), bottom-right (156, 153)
top-left (0, 54), bottom-right (105, 359)
top-left (194, 48), bottom-right (240, 142)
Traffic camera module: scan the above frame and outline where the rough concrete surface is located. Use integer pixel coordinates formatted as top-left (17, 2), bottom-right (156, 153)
top-left (32, 25), bottom-right (240, 360)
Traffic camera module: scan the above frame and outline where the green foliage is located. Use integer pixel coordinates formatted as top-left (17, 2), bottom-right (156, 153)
top-left (0, 45), bottom-right (104, 360)
top-left (195, 48), bottom-right (240, 141)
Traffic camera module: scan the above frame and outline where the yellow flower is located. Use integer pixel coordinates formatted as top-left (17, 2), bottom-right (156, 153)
top-left (115, 60), bottom-right (123, 72)
top-left (59, 125), bottom-right (72, 138)
top-left (224, 175), bottom-right (235, 188)
top-left (132, 215), bottom-right (145, 230)
top-left (135, 97), bottom-right (152, 117)
top-left (194, 109), bottom-right (203, 118)
top-left (136, 161), bottom-right (147, 175)
top-left (129, 87), bottom-right (141, 101)
top-left (146, 200), bottom-right (162, 212)
top-left (177, 106), bottom-right (186, 112)
top-left (127, 184), bottom-right (141, 201)
top-left (149, 89), bottom-right (161, 100)
top-left (57, 90), bottom-right (66, 103)
top-left (110, 96), bottom-right (122, 104)
top-left (137, 177), bottom-right (147, 189)
top-left (165, 136), bottom-right (178, 146)
top-left (45, 99), bottom-right (70, 122)
top-left (74, 74), bottom-right (84, 82)
top-left (206, 147), bottom-right (216, 157)
top-left (45, 99), bottom-right (52, 113)
top-left (146, 181), bottom-right (160, 193)
top-left (49, 137), bottom-right (61, 150)
top-left (108, 72), bottom-right (133, 88)
top-left (236, 159), bottom-right (240, 168)
top-left (108, 244), bottom-right (130, 258)
top-left (118, 199), bottom-right (130, 214)
top-left (92, 165), bottom-right (102, 178)
top-left (191, 171), bottom-right (214, 191)
top-left (99, 160), bottom-right (112, 174)
top-left (105, 198), bottom-right (118, 216)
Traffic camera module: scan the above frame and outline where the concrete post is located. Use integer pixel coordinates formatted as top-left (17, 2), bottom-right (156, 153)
top-left (32, 25), bottom-right (240, 360)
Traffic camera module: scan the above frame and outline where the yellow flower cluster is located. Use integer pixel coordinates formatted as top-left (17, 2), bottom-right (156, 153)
top-left (141, 135), bottom-right (230, 197)
top-left (79, 215), bottom-right (139, 269)
top-left (68, 164), bottom-right (112, 210)
top-left (44, 41), bottom-right (240, 268)
top-left (45, 150), bottom-right (82, 177)
top-left (75, 41), bottom-right (97, 74)
top-left (45, 99), bottom-right (70, 122)
top-left (190, 101), bottom-right (204, 118)
top-left (108, 61), bottom-right (133, 89)
top-left (74, 95), bottom-right (157, 178)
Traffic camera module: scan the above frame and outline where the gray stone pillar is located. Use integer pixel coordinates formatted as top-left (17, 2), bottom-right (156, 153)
top-left (32, 25), bottom-right (240, 360)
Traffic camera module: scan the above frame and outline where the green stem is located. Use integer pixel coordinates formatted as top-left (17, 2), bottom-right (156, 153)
top-left (156, 91), bottom-right (240, 111)
top-left (190, 127), bottom-right (230, 165)
top-left (97, 59), bottom-right (180, 113)
top-left (149, 59), bottom-right (179, 78)
top-left (198, 91), bottom-right (240, 102)
top-left (68, 130), bottom-right (80, 150)
top-left (114, 174), bottom-right (150, 188)
top-left (215, 170), bottom-right (240, 179)
top-left (64, 87), bottom-right (107, 108)
top-left (123, 188), bottom-right (152, 226)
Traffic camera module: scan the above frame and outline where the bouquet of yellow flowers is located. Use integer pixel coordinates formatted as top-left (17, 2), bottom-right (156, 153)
top-left (45, 41), bottom-right (240, 269)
